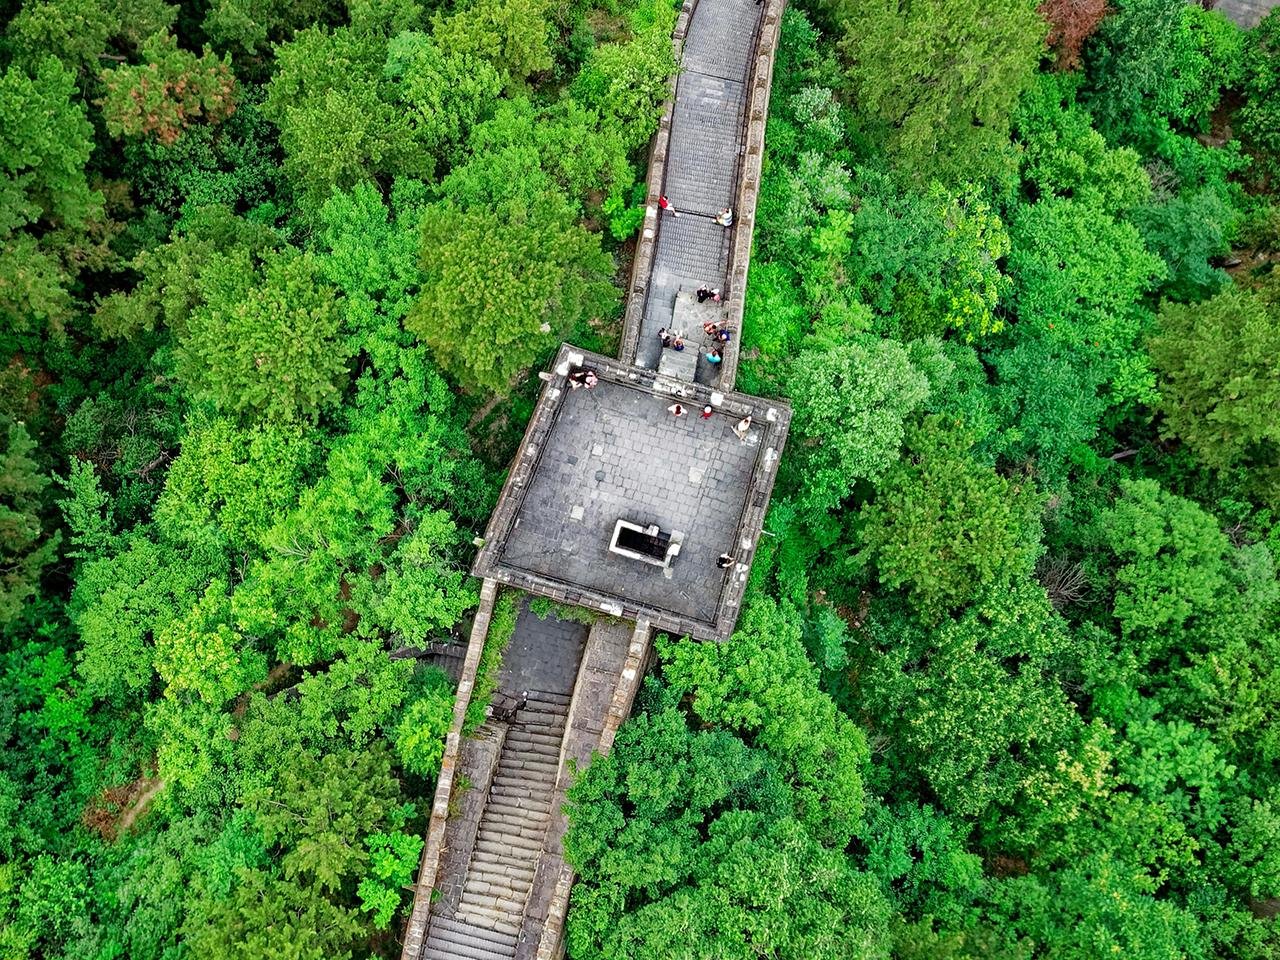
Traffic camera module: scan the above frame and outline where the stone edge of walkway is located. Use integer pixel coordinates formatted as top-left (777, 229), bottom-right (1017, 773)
top-left (720, 0), bottom-right (785, 386)
top-left (400, 578), bottom-right (499, 960)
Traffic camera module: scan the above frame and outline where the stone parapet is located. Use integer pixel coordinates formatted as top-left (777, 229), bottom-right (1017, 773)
top-left (400, 578), bottom-right (499, 960)
top-left (720, 0), bottom-right (785, 387)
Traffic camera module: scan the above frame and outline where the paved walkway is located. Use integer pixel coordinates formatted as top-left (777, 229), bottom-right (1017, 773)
top-left (638, 0), bottom-right (763, 381)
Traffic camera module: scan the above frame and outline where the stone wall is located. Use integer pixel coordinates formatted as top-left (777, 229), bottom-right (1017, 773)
top-left (399, 578), bottom-right (499, 960)
top-left (619, 0), bottom-right (700, 367)
top-left (719, 0), bottom-right (785, 387)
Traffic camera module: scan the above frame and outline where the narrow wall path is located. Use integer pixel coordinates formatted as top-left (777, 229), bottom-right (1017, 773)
top-left (635, 0), bottom-right (764, 379)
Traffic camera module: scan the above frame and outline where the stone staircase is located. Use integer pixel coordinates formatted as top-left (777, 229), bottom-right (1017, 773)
top-left (422, 690), bottom-right (571, 959)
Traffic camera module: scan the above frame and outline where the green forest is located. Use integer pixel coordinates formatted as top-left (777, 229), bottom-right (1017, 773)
top-left (2, 0), bottom-right (1280, 953)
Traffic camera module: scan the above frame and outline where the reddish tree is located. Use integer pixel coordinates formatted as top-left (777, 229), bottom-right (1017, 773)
top-left (100, 33), bottom-right (235, 145)
top-left (1039, 0), bottom-right (1109, 70)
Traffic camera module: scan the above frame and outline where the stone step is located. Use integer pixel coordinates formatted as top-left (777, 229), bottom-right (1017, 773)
top-left (474, 832), bottom-right (543, 855)
top-left (429, 915), bottom-right (519, 950)
top-left (488, 787), bottom-right (553, 807)
top-left (501, 729), bottom-right (564, 750)
top-left (523, 690), bottom-right (572, 706)
top-left (423, 922), bottom-right (516, 960)
top-left (457, 895), bottom-right (524, 928)
top-left (489, 777), bottom-right (554, 799)
top-left (466, 871), bottom-right (535, 895)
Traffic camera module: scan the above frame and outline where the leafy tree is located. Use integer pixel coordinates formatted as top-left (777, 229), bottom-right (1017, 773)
top-left (154, 580), bottom-right (268, 706)
top-left (1012, 73), bottom-right (1151, 215)
top-left (1007, 197), bottom-right (1165, 407)
top-left (784, 336), bottom-right (930, 515)
top-left (0, 419), bottom-right (60, 626)
top-left (833, 0), bottom-right (1044, 182)
top-left (565, 706), bottom-right (891, 960)
top-left (245, 745), bottom-right (409, 894)
top-left (182, 867), bottom-right (364, 960)
top-left (1132, 187), bottom-right (1236, 302)
top-left (405, 195), bottom-right (614, 393)
top-left (844, 170), bottom-right (1013, 341)
top-left (1084, 0), bottom-right (1243, 140)
top-left (383, 31), bottom-right (503, 173)
top-left (660, 597), bottom-right (870, 845)
top-left (154, 415), bottom-right (318, 555)
top-left (392, 668), bottom-right (454, 778)
top-left (1093, 478), bottom-right (1230, 642)
top-left (4, 0), bottom-right (176, 75)
top-left (175, 248), bottom-right (348, 421)
top-left (0, 57), bottom-right (104, 338)
top-left (857, 416), bottom-right (1043, 621)
top-left (71, 533), bottom-right (221, 703)
top-left (1149, 286), bottom-right (1280, 502)
top-left (264, 27), bottom-right (418, 207)
top-left (202, 0), bottom-right (343, 61)
top-left (99, 33), bottom-right (236, 146)
top-left (430, 0), bottom-right (555, 86)
top-left (1239, 9), bottom-right (1280, 180)
top-left (854, 581), bottom-right (1081, 819)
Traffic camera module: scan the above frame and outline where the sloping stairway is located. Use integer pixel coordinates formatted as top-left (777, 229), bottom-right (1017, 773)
top-left (422, 691), bottom-right (571, 959)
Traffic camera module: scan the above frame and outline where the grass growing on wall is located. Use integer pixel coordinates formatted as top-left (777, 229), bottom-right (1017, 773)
top-left (464, 590), bottom-right (520, 734)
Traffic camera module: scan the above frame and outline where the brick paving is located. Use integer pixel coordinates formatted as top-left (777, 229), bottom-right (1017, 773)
top-left (499, 376), bottom-right (762, 624)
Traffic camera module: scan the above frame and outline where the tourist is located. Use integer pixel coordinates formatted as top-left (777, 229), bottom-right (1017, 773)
top-left (717, 327), bottom-right (732, 343)
top-left (659, 195), bottom-right (679, 217)
top-left (668, 403), bottom-right (686, 417)
top-left (715, 207), bottom-right (734, 227)
top-left (658, 327), bottom-right (672, 348)
top-left (567, 368), bottom-right (597, 389)
top-left (703, 320), bottom-right (720, 336)
top-left (701, 404), bottom-right (714, 419)
top-left (696, 286), bottom-right (712, 303)
top-left (716, 553), bottom-right (736, 568)
top-left (673, 335), bottom-right (686, 351)
top-left (734, 415), bottom-right (752, 440)
top-left (705, 347), bottom-right (722, 365)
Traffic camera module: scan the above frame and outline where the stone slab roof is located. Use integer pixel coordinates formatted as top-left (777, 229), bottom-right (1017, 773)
top-left (473, 345), bottom-right (789, 640)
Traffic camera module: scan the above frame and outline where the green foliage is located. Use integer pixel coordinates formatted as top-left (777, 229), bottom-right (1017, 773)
top-left (853, 581), bottom-right (1081, 819)
top-left (0, 419), bottom-right (60, 626)
top-left (784, 335), bottom-right (930, 516)
top-left (430, 0), bottom-right (555, 85)
top-left (465, 591), bottom-right (518, 732)
top-left (833, 0), bottom-right (1044, 183)
top-left (1132, 187), bottom-right (1237, 302)
top-left (857, 417), bottom-right (1043, 621)
top-left (1240, 9), bottom-right (1280, 180)
top-left (565, 702), bottom-right (891, 960)
top-left (845, 172), bottom-right (1014, 341)
top-left (660, 597), bottom-right (871, 845)
top-left (393, 668), bottom-right (454, 778)
top-left (175, 247), bottom-right (348, 421)
top-left (99, 33), bottom-right (237, 146)
top-left (0, 56), bottom-right (103, 338)
top-left (406, 195), bottom-right (614, 393)
top-left (154, 415), bottom-right (318, 554)
top-left (1007, 197), bottom-right (1165, 408)
top-left (1012, 73), bottom-right (1152, 215)
top-left (1149, 285), bottom-right (1280, 502)
top-left (1084, 0), bottom-right (1243, 141)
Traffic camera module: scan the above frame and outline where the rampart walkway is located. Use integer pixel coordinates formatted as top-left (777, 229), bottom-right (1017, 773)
top-left (400, 0), bottom-right (785, 954)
